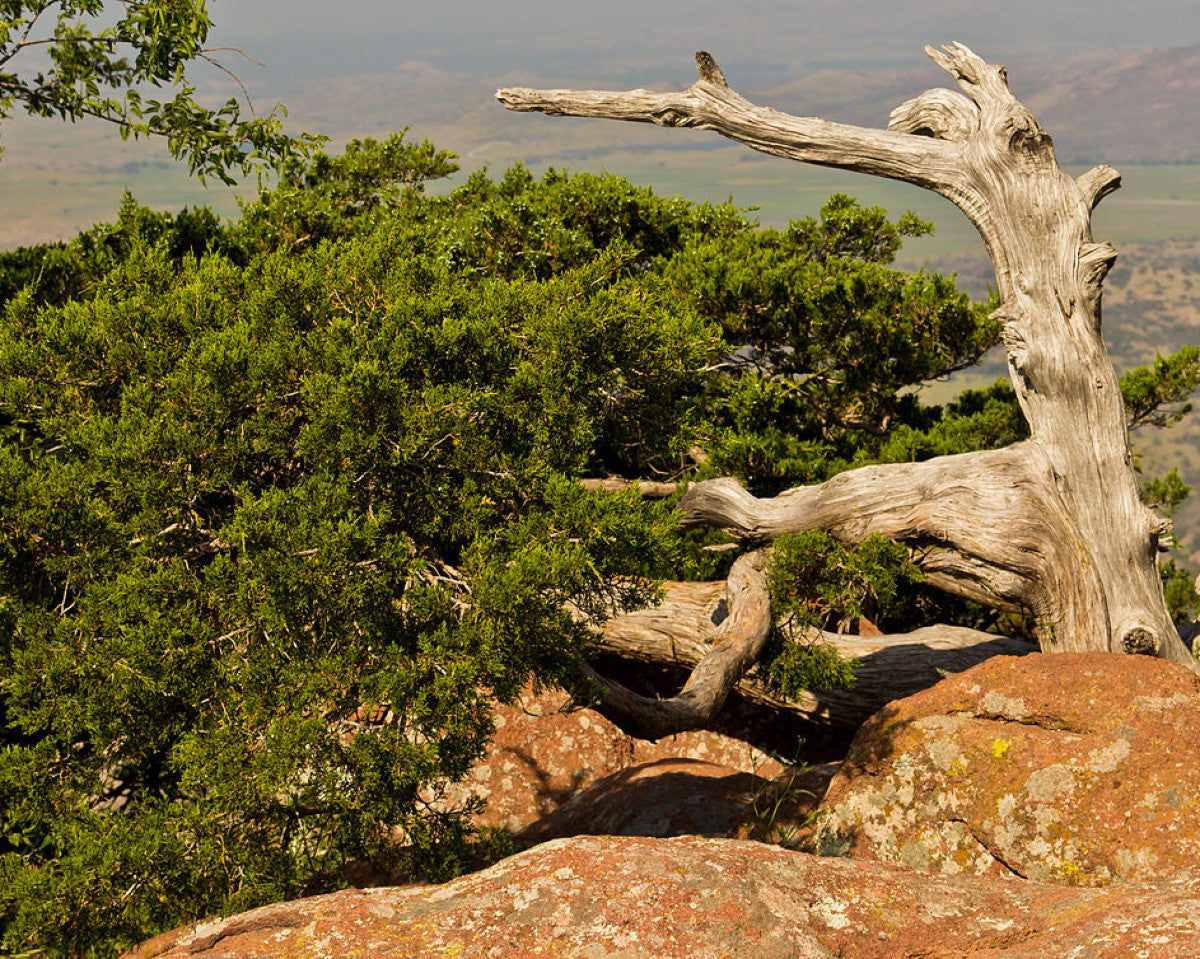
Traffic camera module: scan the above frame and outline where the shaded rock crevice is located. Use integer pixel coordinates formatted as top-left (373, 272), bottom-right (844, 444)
top-left (946, 817), bottom-right (1030, 880)
top-left (954, 709), bottom-right (1086, 734)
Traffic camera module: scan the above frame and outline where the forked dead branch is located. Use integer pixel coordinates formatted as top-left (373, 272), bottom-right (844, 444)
top-left (498, 43), bottom-right (1199, 735)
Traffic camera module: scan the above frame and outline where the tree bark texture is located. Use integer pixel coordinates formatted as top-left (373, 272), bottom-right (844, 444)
top-left (499, 43), bottom-right (1197, 671)
top-left (594, 578), bottom-right (1032, 729)
top-left (579, 551), bottom-right (774, 739)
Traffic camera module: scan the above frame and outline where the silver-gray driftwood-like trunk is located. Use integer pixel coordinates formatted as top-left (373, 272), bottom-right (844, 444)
top-left (498, 43), bottom-right (1198, 736)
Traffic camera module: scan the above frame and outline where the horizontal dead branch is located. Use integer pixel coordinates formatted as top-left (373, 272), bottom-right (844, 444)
top-left (674, 448), bottom-right (1128, 655)
top-left (580, 477), bottom-right (678, 498)
top-left (1076, 165), bottom-right (1122, 212)
top-left (497, 51), bottom-right (964, 199)
top-left (916, 547), bottom-right (1026, 614)
top-left (676, 447), bottom-right (1034, 546)
top-left (593, 578), bottom-right (1033, 728)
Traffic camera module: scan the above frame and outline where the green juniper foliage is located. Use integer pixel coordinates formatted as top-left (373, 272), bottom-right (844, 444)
top-left (0, 165), bottom-right (710, 953)
top-left (1121, 346), bottom-right (1200, 429)
top-left (763, 531), bottom-right (923, 698)
top-left (659, 195), bottom-right (1001, 495)
top-left (1141, 469), bottom-right (1200, 624)
top-left (1, 136), bottom-right (1197, 956)
top-left (768, 531), bottom-right (925, 633)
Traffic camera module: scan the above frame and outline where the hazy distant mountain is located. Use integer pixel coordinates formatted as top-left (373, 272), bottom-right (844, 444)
top-left (754, 42), bottom-right (1200, 165)
top-left (274, 40), bottom-right (1200, 166)
top-left (209, 0), bottom-right (1200, 87)
top-left (1021, 44), bottom-right (1200, 163)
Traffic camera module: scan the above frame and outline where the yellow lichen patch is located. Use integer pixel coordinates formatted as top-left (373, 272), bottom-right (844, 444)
top-left (1056, 859), bottom-right (1082, 884)
top-left (992, 738), bottom-right (1011, 760)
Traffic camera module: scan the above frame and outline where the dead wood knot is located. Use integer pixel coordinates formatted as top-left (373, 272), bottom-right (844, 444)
top-left (1121, 626), bottom-right (1160, 656)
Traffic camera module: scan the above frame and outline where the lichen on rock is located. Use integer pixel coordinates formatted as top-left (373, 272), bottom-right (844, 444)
top-left (815, 652), bottom-right (1200, 886)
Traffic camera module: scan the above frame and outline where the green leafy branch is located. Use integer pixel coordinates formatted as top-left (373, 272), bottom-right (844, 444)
top-left (0, 0), bottom-right (323, 182)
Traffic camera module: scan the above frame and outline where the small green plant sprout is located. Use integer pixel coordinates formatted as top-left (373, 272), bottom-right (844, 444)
top-left (744, 750), bottom-right (827, 850)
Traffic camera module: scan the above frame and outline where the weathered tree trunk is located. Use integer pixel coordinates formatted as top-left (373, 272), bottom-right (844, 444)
top-left (498, 42), bottom-right (1198, 733)
top-left (578, 551), bottom-right (772, 739)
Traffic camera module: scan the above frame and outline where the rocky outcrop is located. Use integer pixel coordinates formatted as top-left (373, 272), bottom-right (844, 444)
top-left (517, 757), bottom-right (838, 844)
top-left (128, 653), bottom-right (1200, 958)
top-left (814, 652), bottom-right (1200, 885)
top-left (127, 834), bottom-right (1200, 959)
top-left (448, 686), bottom-right (801, 834)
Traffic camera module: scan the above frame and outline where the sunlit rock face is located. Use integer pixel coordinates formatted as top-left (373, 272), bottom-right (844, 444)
top-left (815, 651), bottom-right (1200, 886)
top-left (129, 834), bottom-right (1200, 959)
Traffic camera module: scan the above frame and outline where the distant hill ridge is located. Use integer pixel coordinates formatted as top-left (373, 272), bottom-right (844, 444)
top-left (765, 42), bottom-right (1200, 165)
top-left (291, 39), bottom-right (1200, 168)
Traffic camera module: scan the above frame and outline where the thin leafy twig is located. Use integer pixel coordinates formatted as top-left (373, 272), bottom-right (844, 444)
top-left (0, 0), bottom-right (64, 70)
top-left (198, 46), bottom-right (261, 114)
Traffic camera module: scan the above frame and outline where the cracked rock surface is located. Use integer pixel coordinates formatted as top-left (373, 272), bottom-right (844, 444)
top-left (126, 834), bottom-right (1200, 959)
top-left (814, 652), bottom-right (1200, 886)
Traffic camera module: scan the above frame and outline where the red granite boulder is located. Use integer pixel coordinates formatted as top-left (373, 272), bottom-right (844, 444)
top-left (814, 652), bottom-right (1200, 885)
top-left (126, 834), bottom-right (1200, 959)
top-left (444, 686), bottom-right (791, 835)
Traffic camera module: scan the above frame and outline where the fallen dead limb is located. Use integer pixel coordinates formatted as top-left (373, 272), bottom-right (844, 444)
top-left (589, 577), bottom-right (1031, 731)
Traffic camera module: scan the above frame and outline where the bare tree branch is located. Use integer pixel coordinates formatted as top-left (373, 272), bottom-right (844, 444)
top-left (590, 575), bottom-right (1032, 729)
top-left (498, 52), bottom-right (965, 200)
top-left (578, 550), bottom-right (772, 739)
top-left (579, 477), bottom-right (678, 498)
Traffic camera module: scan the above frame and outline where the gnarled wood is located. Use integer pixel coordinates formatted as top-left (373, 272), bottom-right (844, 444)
top-left (593, 578), bottom-right (1032, 728)
top-left (497, 56), bottom-right (964, 200)
top-left (500, 43), bottom-right (1199, 673)
top-left (579, 551), bottom-right (773, 740)
top-left (676, 446), bottom-right (1108, 656)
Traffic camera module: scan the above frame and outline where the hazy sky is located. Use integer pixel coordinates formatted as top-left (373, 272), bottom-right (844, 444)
top-left (3, 0), bottom-right (1198, 249)
top-left (205, 0), bottom-right (1200, 85)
